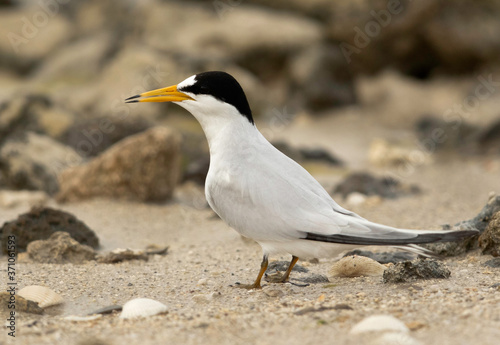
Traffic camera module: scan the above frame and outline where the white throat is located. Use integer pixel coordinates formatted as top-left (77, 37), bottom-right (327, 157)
top-left (176, 96), bottom-right (258, 156)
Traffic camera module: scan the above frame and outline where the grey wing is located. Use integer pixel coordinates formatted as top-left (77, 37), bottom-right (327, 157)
top-left (245, 150), bottom-right (428, 244)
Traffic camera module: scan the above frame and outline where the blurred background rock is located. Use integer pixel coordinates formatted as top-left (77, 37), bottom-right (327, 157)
top-left (0, 0), bottom-right (499, 203)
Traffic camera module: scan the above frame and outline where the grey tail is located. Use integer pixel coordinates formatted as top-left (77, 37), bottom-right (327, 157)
top-left (305, 229), bottom-right (479, 258)
top-left (304, 229), bottom-right (478, 246)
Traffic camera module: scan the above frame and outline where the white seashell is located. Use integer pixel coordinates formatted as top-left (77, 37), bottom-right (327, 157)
top-left (18, 285), bottom-right (64, 308)
top-left (119, 298), bottom-right (168, 319)
top-left (350, 315), bottom-right (409, 334)
top-left (330, 255), bottom-right (386, 277)
top-left (374, 332), bottom-right (422, 345)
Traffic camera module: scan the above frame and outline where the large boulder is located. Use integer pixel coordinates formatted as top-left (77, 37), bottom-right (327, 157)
top-left (31, 33), bottom-right (117, 86)
top-left (0, 6), bottom-right (72, 74)
top-left (0, 94), bottom-right (77, 144)
top-left (56, 45), bottom-right (184, 121)
top-left (0, 132), bottom-right (81, 195)
top-left (57, 127), bottom-right (181, 202)
top-left (143, 2), bottom-right (322, 61)
top-left (60, 116), bottom-right (153, 157)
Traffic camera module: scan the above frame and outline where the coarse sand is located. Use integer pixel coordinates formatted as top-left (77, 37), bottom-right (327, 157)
top-left (1, 115), bottom-right (499, 345)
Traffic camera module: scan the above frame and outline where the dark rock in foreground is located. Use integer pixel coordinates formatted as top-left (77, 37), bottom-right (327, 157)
top-left (27, 231), bottom-right (96, 264)
top-left (0, 207), bottom-right (99, 254)
top-left (383, 259), bottom-right (451, 283)
top-left (424, 194), bottom-right (500, 256)
top-left (343, 249), bottom-right (416, 264)
top-left (479, 211), bottom-right (500, 257)
top-left (333, 172), bottom-right (420, 199)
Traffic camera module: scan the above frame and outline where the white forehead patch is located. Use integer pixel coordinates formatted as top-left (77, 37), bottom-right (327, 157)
top-left (177, 74), bottom-right (197, 90)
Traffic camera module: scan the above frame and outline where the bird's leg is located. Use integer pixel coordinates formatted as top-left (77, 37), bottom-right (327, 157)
top-left (266, 256), bottom-right (299, 283)
top-left (234, 254), bottom-right (268, 289)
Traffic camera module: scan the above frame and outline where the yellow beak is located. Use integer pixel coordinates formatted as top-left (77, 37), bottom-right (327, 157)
top-left (125, 85), bottom-right (194, 103)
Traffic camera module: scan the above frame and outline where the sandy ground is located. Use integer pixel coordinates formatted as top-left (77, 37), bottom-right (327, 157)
top-left (1, 114), bottom-right (500, 345)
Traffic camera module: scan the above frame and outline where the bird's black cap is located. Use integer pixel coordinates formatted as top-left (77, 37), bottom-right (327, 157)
top-left (179, 71), bottom-right (254, 124)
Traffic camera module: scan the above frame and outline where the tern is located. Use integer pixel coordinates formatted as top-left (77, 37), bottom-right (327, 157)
top-left (126, 71), bottom-right (477, 289)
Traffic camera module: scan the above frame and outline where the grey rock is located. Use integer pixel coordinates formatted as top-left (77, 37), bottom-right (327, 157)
top-left (477, 120), bottom-right (500, 155)
top-left (425, 194), bottom-right (500, 256)
top-left (272, 141), bottom-right (343, 166)
top-left (27, 231), bottom-right (96, 264)
top-left (183, 155), bottom-right (210, 186)
top-left (0, 94), bottom-right (77, 143)
top-left (383, 259), bottom-right (451, 284)
top-left (60, 116), bottom-right (152, 157)
top-left (61, 45), bottom-right (183, 122)
top-left (0, 132), bottom-right (80, 195)
top-left (289, 44), bottom-right (357, 111)
top-left (266, 261), bottom-right (308, 274)
top-left (295, 274), bottom-right (330, 284)
top-left (0, 94), bottom-right (49, 144)
top-left (343, 249), bottom-right (416, 264)
top-left (479, 211), bottom-right (500, 257)
top-left (452, 195), bottom-right (500, 232)
top-left (483, 258), bottom-right (500, 268)
top-left (424, 1), bottom-right (500, 73)
top-left (0, 206), bottom-right (100, 254)
top-left (57, 127), bottom-right (181, 203)
top-left (416, 117), bottom-right (500, 156)
top-left (271, 141), bottom-right (303, 162)
top-left (97, 249), bottom-right (149, 264)
top-left (0, 8), bottom-right (72, 73)
top-left (333, 172), bottom-right (421, 199)
top-left (143, 2), bottom-right (322, 61)
top-left (298, 147), bottom-right (344, 166)
top-left (32, 33), bottom-right (117, 85)
top-left (415, 116), bottom-right (480, 154)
